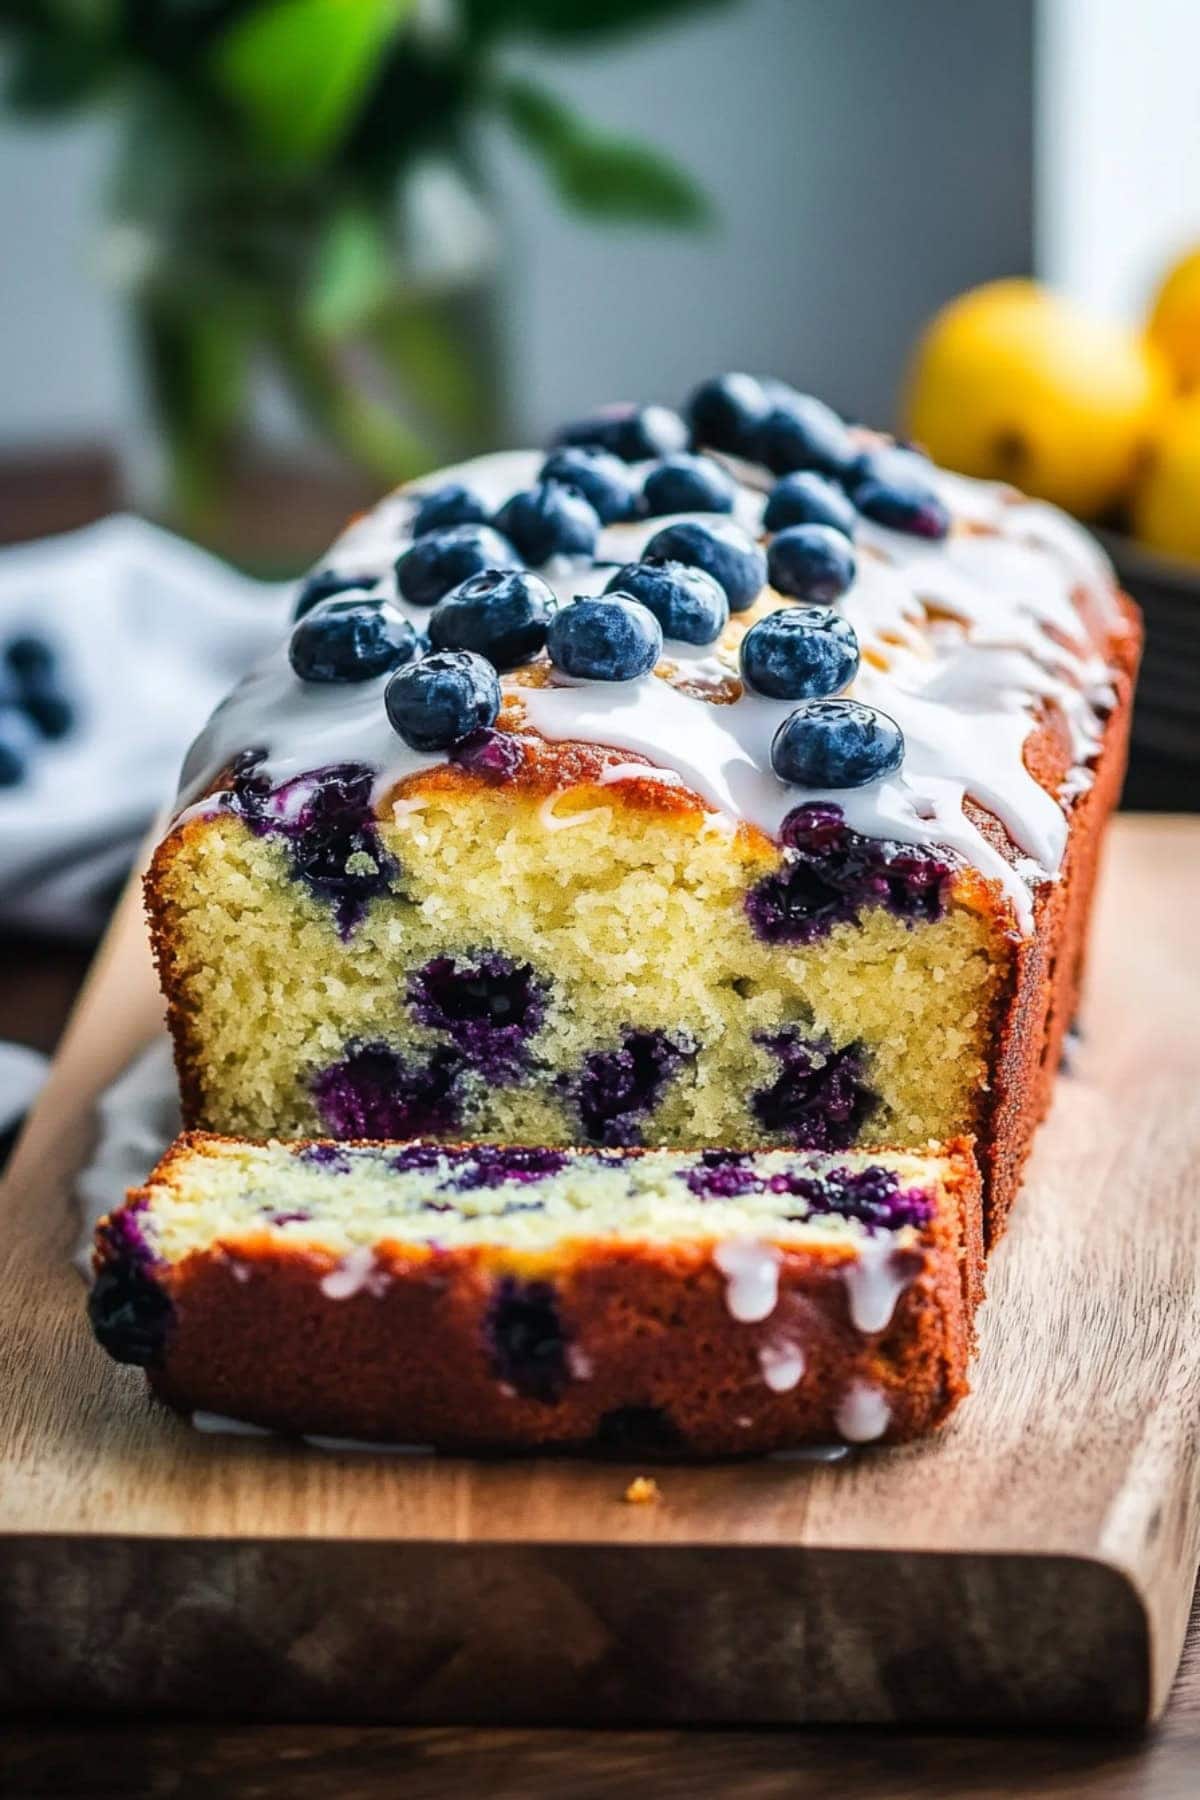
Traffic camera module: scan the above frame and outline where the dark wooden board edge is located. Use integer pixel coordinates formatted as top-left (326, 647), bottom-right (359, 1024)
top-left (0, 1535), bottom-right (1151, 1728)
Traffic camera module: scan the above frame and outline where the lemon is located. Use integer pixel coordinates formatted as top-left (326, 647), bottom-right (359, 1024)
top-left (1131, 395), bottom-right (1200, 561)
top-left (902, 278), bottom-right (1165, 518)
top-left (1147, 247), bottom-right (1200, 391)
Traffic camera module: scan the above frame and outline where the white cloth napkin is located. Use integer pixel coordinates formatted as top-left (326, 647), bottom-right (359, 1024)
top-left (0, 515), bottom-right (290, 937)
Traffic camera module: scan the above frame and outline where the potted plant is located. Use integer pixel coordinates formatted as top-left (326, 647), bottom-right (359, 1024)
top-left (1, 0), bottom-right (725, 533)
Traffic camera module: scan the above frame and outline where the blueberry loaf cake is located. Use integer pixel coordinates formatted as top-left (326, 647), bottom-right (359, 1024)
top-left (146, 375), bottom-right (1139, 1242)
top-left (90, 1134), bottom-right (982, 1452)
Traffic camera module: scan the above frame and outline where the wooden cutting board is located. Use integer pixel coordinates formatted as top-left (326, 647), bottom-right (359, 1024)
top-left (2, 817), bottom-right (1198, 1730)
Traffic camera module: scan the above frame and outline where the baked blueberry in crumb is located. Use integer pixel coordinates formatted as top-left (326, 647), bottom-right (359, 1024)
top-left (296, 1143), bottom-right (352, 1172)
top-left (408, 952), bottom-right (547, 1077)
top-left (752, 1029), bottom-right (875, 1149)
top-left (90, 1206), bottom-right (172, 1367)
top-left (746, 802), bottom-right (952, 944)
top-left (781, 1163), bottom-right (934, 1232)
top-left (683, 1150), bottom-right (761, 1200)
top-left (450, 727), bottom-right (524, 784)
top-left (312, 1043), bottom-right (462, 1138)
top-left (450, 1146), bottom-right (568, 1190)
top-left (387, 1143), bottom-right (447, 1175)
top-left (567, 1028), bottom-right (695, 1146)
top-left (89, 1264), bottom-right (174, 1366)
top-left (487, 1277), bottom-right (570, 1402)
top-left (231, 760), bottom-right (398, 938)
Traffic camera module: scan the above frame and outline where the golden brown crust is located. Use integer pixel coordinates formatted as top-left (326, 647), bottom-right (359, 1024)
top-left (104, 1133), bottom-right (983, 1454)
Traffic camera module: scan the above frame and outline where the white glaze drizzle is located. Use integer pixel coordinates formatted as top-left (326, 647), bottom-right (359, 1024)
top-left (834, 1380), bottom-right (891, 1444)
top-left (842, 1235), bottom-right (918, 1335)
top-left (758, 1338), bottom-right (805, 1392)
top-left (713, 1238), bottom-right (781, 1323)
top-left (171, 440), bottom-right (1128, 934)
top-left (319, 1245), bottom-right (389, 1301)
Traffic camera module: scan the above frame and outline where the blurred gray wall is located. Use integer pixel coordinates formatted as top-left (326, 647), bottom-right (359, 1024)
top-left (0, 0), bottom-right (1033, 455)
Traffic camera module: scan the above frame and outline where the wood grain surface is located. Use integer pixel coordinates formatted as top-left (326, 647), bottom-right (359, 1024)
top-left (1, 817), bottom-right (1197, 1736)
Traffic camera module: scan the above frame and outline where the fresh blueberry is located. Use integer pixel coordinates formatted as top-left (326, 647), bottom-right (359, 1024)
top-left (21, 678), bottom-right (75, 740)
top-left (395, 524), bottom-right (521, 609)
top-left (844, 440), bottom-right (931, 489)
top-left (553, 404), bottom-right (689, 463)
top-left (384, 649), bottom-right (501, 750)
top-left (539, 447), bottom-right (641, 524)
top-left (492, 482), bottom-right (600, 563)
top-left (410, 482), bottom-right (491, 538)
top-left (642, 453), bottom-right (736, 518)
top-left (740, 606), bottom-right (859, 700)
top-left (603, 560), bottom-right (727, 646)
top-left (4, 634), bottom-right (56, 683)
top-left (852, 472), bottom-right (951, 540)
top-left (429, 569), bottom-right (558, 671)
top-left (771, 698), bottom-right (904, 789)
top-left (686, 372), bottom-right (770, 455)
top-left (642, 518), bottom-right (767, 614)
top-left (546, 596), bottom-right (662, 681)
top-left (758, 391), bottom-right (855, 477)
top-left (0, 707), bottom-right (35, 787)
top-left (293, 567), bottom-right (378, 621)
top-left (763, 471), bottom-right (857, 537)
top-left (767, 524), bottom-right (857, 604)
top-left (289, 599), bottom-right (420, 684)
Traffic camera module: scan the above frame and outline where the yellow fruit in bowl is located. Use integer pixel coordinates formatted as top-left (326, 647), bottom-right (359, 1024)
top-left (902, 278), bottom-right (1166, 518)
top-left (1131, 396), bottom-right (1200, 561)
top-left (1147, 247), bottom-right (1200, 391)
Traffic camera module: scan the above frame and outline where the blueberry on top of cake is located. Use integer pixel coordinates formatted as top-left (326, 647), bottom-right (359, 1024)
top-left (149, 377), bottom-right (1139, 1234)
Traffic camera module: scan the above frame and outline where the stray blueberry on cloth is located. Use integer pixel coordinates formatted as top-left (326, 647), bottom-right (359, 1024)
top-left (293, 567), bottom-right (379, 621)
top-left (538, 447), bottom-right (641, 524)
top-left (429, 569), bottom-right (558, 671)
top-left (740, 606), bottom-right (859, 700)
top-left (603, 560), bottom-right (728, 646)
top-left (763, 471), bottom-right (857, 537)
top-left (411, 482), bottom-right (491, 538)
top-left (767, 524), bottom-right (857, 605)
top-left (493, 482), bottom-right (600, 563)
top-left (546, 596), bottom-right (662, 681)
top-left (385, 650), bottom-right (501, 751)
top-left (642, 518), bottom-right (766, 614)
top-left (686, 372), bottom-right (770, 456)
top-left (0, 706), bottom-right (38, 786)
top-left (553, 403), bottom-right (688, 462)
top-left (771, 698), bottom-right (905, 788)
top-left (396, 524), bottom-right (522, 609)
top-left (289, 599), bottom-right (420, 684)
top-left (642, 453), bottom-right (736, 517)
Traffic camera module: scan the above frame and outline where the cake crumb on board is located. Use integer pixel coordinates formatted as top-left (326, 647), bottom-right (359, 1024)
top-left (624, 1475), bottom-right (661, 1505)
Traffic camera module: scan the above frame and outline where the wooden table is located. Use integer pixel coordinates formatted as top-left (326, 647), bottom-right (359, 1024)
top-left (3, 845), bottom-right (1198, 1799)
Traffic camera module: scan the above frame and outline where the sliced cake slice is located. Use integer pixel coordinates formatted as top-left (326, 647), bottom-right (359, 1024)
top-left (90, 1134), bottom-right (983, 1454)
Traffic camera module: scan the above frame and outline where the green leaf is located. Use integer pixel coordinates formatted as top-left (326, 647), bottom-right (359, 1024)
top-left (500, 78), bottom-right (712, 226)
top-left (2, 24), bottom-right (118, 113)
top-left (304, 203), bottom-right (394, 335)
top-left (211, 0), bottom-right (412, 165)
top-left (464, 0), bottom-right (733, 43)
